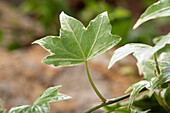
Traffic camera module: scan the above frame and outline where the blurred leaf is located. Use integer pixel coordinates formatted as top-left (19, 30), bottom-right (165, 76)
top-left (34, 85), bottom-right (71, 105)
top-left (114, 107), bottom-right (131, 113)
top-left (109, 33), bottom-right (170, 74)
top-left (164, 86), bottom-right (170, 107)
top-left (103, 103), bottom-right (122, 112)
top-left (133, 0), bottom-right (170, 29)
top-left (131, 109), bottom-right (150, 113)
top-left (108, 43), bottom-right (151, 73)
top-left (33, 12), bottom-right (121, 67)
top-left (103, 94), bottom-right (167, 113)
top-left (7, 42), bottom-right (21, 51)
top-left (132, 94), bottom-right (167, 113)
top-left (9, 103), bottom-right (49, 113)
top-left (143, 60), bottom-right (155, 81)
top-left (125, 81), bottom-right (150, 107)
top-left (159, 52), bottom-right (170, 62)
top-left (9, 86), bottom-right (70, 113)
top-left (151, 68), bottom-right (170, 93)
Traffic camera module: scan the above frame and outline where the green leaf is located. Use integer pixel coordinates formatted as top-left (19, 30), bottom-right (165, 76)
top-left (133, 0), bottom-right (170, 29)
top-left (143, 60), bottom-right (155, 81)
top-left (114, 107), bottom-right (131, 113)
top-left (164, 86), bottom-right (170, 107)
top-left (34, 85), bottom-right (71, 105)
top-left (33, 12), bottom-right (121, 67)
top-left (125, 81), bottom-right (150, 107)
top-left (131, 109), bottom-right (150, 113)
top-left (109, 33), bottom-right (170, 74)
top-left (151, 68), bottom-right (170, 92)
top-left (158, 52), bottom-right (170, 68)
top-left (9, 103), bottom-right (49, 113)
top-left (9, 86), bottom-right (71, 113)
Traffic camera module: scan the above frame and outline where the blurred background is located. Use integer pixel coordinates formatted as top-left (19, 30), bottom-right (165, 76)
top-left (0, 0), bottom-right (169, 113)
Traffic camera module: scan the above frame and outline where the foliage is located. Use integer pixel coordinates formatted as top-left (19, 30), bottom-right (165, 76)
top-left (21, 0), bottom-right (70, 33)
top-left (133, 0), bottom-right (170, 29)
top-left (9, 86), bottom-right (70, 113)
top-left (2, 0), bottom-right (169, 112)
top-left (108, 0), bottom-right (170, 112)
top-left (103, 94), bottom-right (167, 113)
top-left (33, 12), bottom-right (121, 67)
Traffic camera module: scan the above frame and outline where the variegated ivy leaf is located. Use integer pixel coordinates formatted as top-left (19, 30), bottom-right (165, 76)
top-left (33, 12), bottom-right (121, 67)
top-left (164, 86), bottom-right (170, 107)
top-left (109, 33), bottom-right (170, 75)
top-left (150, 68), bottom-right (170, 94)
top-left (158, 52), bottom-right (170, 68)
top-left (125, 81), bottom-right (150, 107)
top-left (9, 103), bottom-right (49, 113)
top-left (133, 0), bottom-right (170, 29)
top-left (9, 86), bottom-right (71, 113)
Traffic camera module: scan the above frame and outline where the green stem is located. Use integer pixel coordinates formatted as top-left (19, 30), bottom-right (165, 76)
top-left (84, 88), bottom-right (147, 113)
top-left (85, 61), bottom-right (106, 102)
top-left (154, 53), bottom-right (160, 75)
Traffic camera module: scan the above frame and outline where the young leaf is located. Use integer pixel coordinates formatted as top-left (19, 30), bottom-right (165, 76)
top-left (33, 12), bottom-right (121, 67)
top-left (9, 86), bottom-right (71, 113)
top-left (9, 103), bottom-right (49, 113)
top-left (159, 52), bottom-right (170, 68)
top-left (114, 107), bottom-right (131, 113)
top-left (143, 60), bottom-right (155, 81)
top-left (125, 81), bottom-right (150, 107)
top-left (164, 86), bottom-right (170, 107)
top-left (151, 68), bottom-right (170, 93)
top-left (109, 33), bottom-right (170, 74)
top-left (133, 0), bottom-right (170, 29)
top-left (34, 85), bottom-right (71, 105)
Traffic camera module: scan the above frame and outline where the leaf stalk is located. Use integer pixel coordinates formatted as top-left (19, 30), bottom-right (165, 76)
top-left (85, 61), bottom-right (106, 103)
top-left (154, 53), bottom-right (161, 75)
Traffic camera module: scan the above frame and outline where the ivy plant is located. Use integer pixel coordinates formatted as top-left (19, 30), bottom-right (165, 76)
top-left (2, 0), bottom-right (170, 113)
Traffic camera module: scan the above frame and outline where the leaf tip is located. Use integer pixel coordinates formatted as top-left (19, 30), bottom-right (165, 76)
top-left (101, 11), bottom-right (108, 16)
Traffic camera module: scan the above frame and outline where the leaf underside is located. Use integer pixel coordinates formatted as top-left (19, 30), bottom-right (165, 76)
top-left (33, 11), bottom-right (121, 67)
top-left (133, 0), bottom-right (170, 29)
top-left (109, 33), bottom-right (170, 75)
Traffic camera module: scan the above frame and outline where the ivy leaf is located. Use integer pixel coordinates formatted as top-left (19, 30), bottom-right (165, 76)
top-left (158, 52), bottom-right (170, 68)
top-left (125, 81), bottom-right (150, 107)
top-left (114, 107), bottom-right (131, 113)
top-left (33, 12), bottom-right (121, 67)
top-left (143, 60), bottom-right (155, 81)
top-left (34, 85), bottom-right (70, 105)
top-left (109, 33), bottom-right (170, 74)
top-left (164, 86), bottom-right (170, 107)
top-left (150, 68), bottom-right (170, 94)
top-left (9, 103), bottom-right (49, 113)
top-left (133, 0), bottom-right (170, 29)
top-left (9, 86), bottom-right (71, 113)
